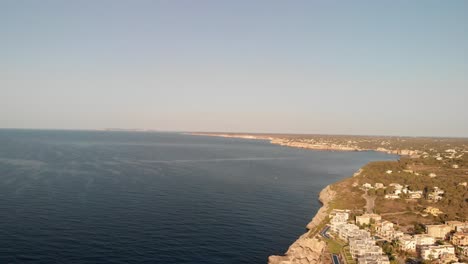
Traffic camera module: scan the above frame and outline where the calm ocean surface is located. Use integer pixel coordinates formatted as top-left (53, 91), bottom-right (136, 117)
top-left (0, 130), bottom-right (397, 263)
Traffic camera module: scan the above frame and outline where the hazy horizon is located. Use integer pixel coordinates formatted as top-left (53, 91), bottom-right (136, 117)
top-left (2, 1), bottom-right (468, 137)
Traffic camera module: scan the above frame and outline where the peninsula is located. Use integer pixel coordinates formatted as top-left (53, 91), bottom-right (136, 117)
top-left (190, 132), bottom-right (468, 264)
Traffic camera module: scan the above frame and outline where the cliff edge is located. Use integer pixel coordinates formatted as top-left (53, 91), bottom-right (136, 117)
top-left (268, 185), bottom-right (335, 264)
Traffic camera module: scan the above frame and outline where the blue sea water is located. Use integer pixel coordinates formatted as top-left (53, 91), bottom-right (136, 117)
top-left (0, 130), bottom-right (397, 263)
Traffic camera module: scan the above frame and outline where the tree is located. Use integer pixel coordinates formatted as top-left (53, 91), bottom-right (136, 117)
top-left (413, 223), bottom-right (425, 234)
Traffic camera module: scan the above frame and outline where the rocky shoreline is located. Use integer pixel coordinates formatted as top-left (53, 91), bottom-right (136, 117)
top-left (187, 133), bottom-right (417, 156)
top-left (268, 185), bottom-right (335, 264)
top-left (186, 132), bottom-right (404, 263)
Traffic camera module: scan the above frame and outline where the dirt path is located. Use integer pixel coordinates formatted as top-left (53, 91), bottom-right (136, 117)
top-left (380, 211), bottom-right (411, 216)
top-left (361, 191), bottom-right (375, 213)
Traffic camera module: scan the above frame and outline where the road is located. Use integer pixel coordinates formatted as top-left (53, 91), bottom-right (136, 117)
top-left (320, 225), bottom-right (331, 239)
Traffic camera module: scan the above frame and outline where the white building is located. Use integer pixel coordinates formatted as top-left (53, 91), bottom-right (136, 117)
top-left (375, 183), bottom-right (385, 189)
top-left (384, 194), bottom-right (400, 199)
top-left (398, 234), bottom-right (435, 252)
top-left (357, 255), bottom-right (390, 264)
top-left (375, 221), bottom-right (403, 240)
top-left (414, 234), bottom-right (436, 247)
top-left (330, 212), bottom-right (349, 225)
top-left (399, 235), bottom-right (417, 251)
top-left (420, 245), bottom-right (455, 260)
top-left (407, 190), bottom-right (423, 199)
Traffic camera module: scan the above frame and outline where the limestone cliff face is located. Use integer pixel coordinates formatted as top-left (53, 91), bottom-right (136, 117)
top-left (268, 186), bottom-right (335, 264)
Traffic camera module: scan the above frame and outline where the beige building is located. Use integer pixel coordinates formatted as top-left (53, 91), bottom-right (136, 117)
top-left (446, 221), bottom-right (468, 232)
top-left (446, 221), bottom-right (464, 229)
top-left (356, 214), bottom-right (382, 225)
top-left (451, 232), bottom-right (468, 246)
top-left (439, 253), bottom-right (459, 264)
top-left (426, 224), bottom-right (452, 239)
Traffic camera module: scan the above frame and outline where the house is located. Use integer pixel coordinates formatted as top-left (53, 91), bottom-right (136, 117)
top-left (386, 170), bottom-right (392, 174)
top-left (374, 221), bottom-right (403, 240)
top-left (330, 212), bottom-right (349, 225)
top-left (349, 236), bottom-right (389, 264)
top-left (374, 183), bottom-right (385, 189)
top-left (428, 187), bottom-right (445, 201)
top-left (451, 232), bottom-right (468, 246)
top-left (445, 221), bottom-right (463, 229)
top-left (399, 235), bottom-right (417, 251)
top-left (333, 223), bottom-right (371, 241)
top-left (414, 234), bottom-right (436, 247)
top-left (357, 255), bottom-right (390, 264)
top-left (384, 194), bottom-right (400, 199)
top-left (349, 238), bottom-right (378, 258)
top-left (362, 183), bottom-right (373, 189)
top-left (334, 223), bottom-right (358, 240)
top-left (389, 183), bottom-right (404, 195)
top-left (356, 214), bottom-right (382, 226)
top-left (407, 190), bottom-right (423, 199)
top-left (439, 253), bottom-right (459, 263)
top-left (433, 187), bottom-right (445, 195)
top-left (420, 245), bottom-right (455, 260)
top-left (375, 221), bottom-right (393, 236)
top-left (426, 224), bottom-right (452, 239)
top-left (445, 221), bottom-right (468, 232)
top-left (398, 234), bottom-right (435, 252)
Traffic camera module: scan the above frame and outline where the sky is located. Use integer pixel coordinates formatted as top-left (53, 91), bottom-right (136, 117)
top-left (1, 0), bottom-right (468, 137)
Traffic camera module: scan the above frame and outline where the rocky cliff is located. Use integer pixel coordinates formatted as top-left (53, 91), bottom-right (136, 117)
top-left (268, 185), bottom-right (335, 264)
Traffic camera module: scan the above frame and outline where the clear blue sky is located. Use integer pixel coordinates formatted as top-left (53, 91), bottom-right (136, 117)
top-left (1, 0), bottom-right (467, 137)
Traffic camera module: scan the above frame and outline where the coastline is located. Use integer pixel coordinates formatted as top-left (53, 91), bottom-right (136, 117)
top-left (187, 132), bottom-right (380, 264)
top-left (186, 132), bottom-right (417, 156)
top-left (268, 185), bottom-right (336, 264)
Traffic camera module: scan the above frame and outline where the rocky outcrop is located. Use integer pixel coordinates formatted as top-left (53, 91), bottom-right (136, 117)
top-left (268, 236), bottom-right (326, 264)
top-left (268, 186), bottom-right (335, 264)
top-left (306, 186), bottom-right (335, 230)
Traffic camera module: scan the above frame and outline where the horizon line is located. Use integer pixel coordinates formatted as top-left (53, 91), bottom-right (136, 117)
top-left (0, 127), bottom-right (467, 140)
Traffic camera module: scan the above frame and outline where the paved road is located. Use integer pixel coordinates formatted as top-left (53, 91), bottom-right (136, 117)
top-left (320, 225), bottom-right (330, 239)
top-left (332, 254), bottom-right (341, 264)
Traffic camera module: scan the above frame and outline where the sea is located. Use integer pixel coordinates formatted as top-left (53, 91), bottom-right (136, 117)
top-left (0, 130), bottom-right (397, 263)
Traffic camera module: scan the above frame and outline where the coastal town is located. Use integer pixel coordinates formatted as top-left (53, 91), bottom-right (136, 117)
top-left (191, 133), bottom-right (468, 264)
top-left (323, 209), bottom-right (468, 264)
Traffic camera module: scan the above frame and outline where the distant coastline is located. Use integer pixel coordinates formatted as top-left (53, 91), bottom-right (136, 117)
top-left (188, 132), bottom-right (468, 263)
top-left (187, 132), bottom-right (417, 156)
top-left (188, 132), bottom-right (400, 263)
